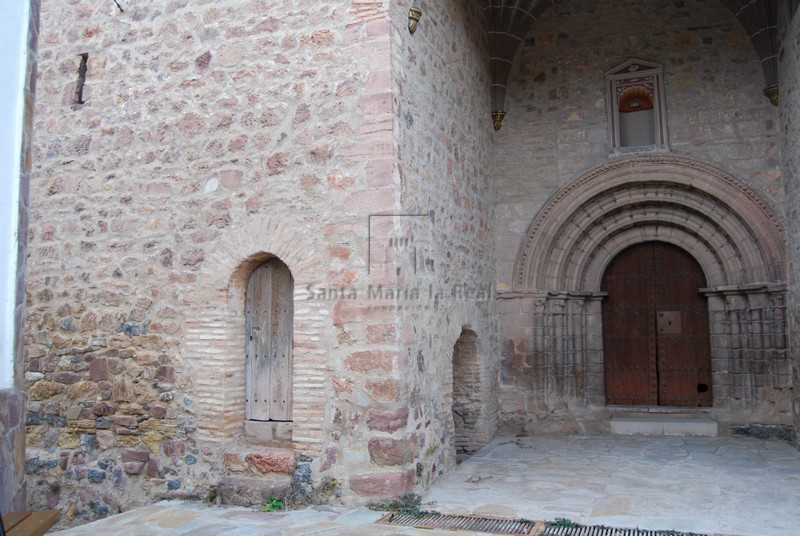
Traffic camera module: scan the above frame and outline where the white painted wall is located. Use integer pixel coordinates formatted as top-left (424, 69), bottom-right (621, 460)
top-left (0, 3), bottom-right (31, 389)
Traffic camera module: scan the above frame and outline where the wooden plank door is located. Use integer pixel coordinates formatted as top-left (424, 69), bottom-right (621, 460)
top-left (602, 243), bottom-right (659, 405)
top-left (653, 243), bottom-right (713, 406)
top-left (245, 258), bottom-right (294, 421)
top-left (602, 242), bottom-right (712, 407)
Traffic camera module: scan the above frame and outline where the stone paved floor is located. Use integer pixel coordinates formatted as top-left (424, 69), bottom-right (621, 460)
top-left (52, 434), bottom-right (800, 536)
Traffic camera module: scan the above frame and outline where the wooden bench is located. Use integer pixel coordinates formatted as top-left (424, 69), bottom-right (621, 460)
top-left (1, 510), bottom-right (60, 536)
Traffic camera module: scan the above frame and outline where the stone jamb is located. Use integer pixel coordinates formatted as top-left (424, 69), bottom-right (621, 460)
top-left (702, 283), bottom-right (790, 413)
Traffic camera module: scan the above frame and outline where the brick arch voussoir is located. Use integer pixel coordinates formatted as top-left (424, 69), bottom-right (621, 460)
top-left (185, 218), bottom-right (327, 448)
top-left (194, 216), bottom-right (324, 303)
top-left (513, 155), bottom-right (786, 291)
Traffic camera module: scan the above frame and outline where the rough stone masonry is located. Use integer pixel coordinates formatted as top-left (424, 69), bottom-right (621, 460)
top-left (19, 0), bottom-right (800, 529)
top-left (24, 0), bottom-right (497, 527)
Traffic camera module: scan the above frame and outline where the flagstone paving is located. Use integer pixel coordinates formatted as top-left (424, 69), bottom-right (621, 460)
top-left (52, 434), bottom-right (800, 536)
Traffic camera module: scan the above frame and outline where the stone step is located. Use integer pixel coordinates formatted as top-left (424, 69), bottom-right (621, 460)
top-left (610, 412), bottom-right (718, 436)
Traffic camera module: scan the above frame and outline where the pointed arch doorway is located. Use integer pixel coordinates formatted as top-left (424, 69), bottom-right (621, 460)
top-left (602, 241), bottom-right (713, 407)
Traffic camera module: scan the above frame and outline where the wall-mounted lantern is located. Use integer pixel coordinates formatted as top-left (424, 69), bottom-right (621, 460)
top-left (408, 6), bottom-right (422, 34)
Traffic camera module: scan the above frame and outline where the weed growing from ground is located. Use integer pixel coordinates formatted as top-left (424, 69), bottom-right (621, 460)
top-left (548, 517), bottom-right (581, 528)
top-left (260, 496), bottom-right (286, 512)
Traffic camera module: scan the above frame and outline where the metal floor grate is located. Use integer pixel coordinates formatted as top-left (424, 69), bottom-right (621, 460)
top-left (544, 528), bottom-right (705, 536)
top-left (377, 512), bottom-right (709, 536)
top-left (377, 512), bottom-right (543, 534)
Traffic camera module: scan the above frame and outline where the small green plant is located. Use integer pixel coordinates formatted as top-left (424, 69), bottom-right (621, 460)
top-left (548, 517), bottom-right (581, 528)
top-left (206, 485), bottom-right (219, 504)
top-left (260, 496), bottom-right (286, 512)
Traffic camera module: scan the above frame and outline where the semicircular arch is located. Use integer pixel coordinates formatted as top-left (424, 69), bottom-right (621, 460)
top-left (513, 155), bottom-right (786, 292)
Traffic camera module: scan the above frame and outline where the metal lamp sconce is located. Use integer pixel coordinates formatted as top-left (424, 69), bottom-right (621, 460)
top-left (408, 6), bottom-right (422, 34)
top-left (764, 85), bottom-right (779, 107)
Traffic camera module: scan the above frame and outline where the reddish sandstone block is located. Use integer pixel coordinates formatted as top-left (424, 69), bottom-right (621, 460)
top-left (112, 415), bottom-right (138, 428)
top-left (89, 358), bottom-right (108, 381)
top-left (303, 30), bottom-right (334, 47)
top-left (244, 450), bottom-right (295, 474)
top-left (349, 470), bottom-right (415, 498)
top-left (358, 93), bottom-right (392, 115)
top-left (365, 379), bottom-right (400, 402)
top-left (96, 430), bottom-right (115, 449)
top-left (154, 365), bottom-right (175, 383)
top-left (366, 324), bottom-right (397, 344)
top-left (346, 350), bottom-right (394, 373)
top-left (93, 402), bottom-right (115, 416)
top-left (327, 170), bottom-right (355, 190)
top-left (327, 245), bottom-right (351, 260)
top-left (146, 459), bottom-right (160, 478)
top-left (267, 152), bottom-right (288, 175)
top-left (366, 407), bottom-right (408, 433)
top-left (53, 371), bottom-right (82, 385)
top-left (123, 461), bottom-right (146, 475)
top-left (320, 446), bottom-right (337, 472)
top-left (332, 377), bottom-right (353, 397)
top-left (220, 170), bottom-right (243, 189)
top-left (343, 189), bottom-right (393, 212)
top-left (330, 299), bottom-right (369, 325)
top-left (368, 437), bottom-right (414, 466)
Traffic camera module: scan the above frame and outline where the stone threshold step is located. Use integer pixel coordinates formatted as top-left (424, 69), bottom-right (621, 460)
top-left (611, 412), bottom-right (718, 436)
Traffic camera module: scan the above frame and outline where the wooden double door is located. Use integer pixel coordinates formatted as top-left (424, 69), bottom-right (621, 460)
top-left (602, 242), bottom-right (713, 407)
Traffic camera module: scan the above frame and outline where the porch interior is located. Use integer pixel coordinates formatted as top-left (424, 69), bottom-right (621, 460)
top-left (51, 433), bottom-right (800, 536)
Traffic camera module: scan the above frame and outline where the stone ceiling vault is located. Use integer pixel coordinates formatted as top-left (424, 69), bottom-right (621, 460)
top-left (484, 0), bottom-right (780, 129)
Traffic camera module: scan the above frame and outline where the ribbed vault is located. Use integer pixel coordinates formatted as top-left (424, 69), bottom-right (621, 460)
top-left (718, 0), bottom-right (780, 103)
top-left (513, 155), bottom-right (786, 292)
top-left (485, 0), bottom-right (781, 126)
top-left (486, 0), bottom-right (555, 129)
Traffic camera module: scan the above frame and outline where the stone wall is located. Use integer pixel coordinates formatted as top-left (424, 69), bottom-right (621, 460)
top-left (0, 0), bottom-right (39, 515)
top-left (495, 0), bottom-right (782, 291)
top-left (780, 1), bottom-right (800, 445)
top-left (493, 0), bottom-right (787, 429)
top-left (26, 0), bottom-right (501, 525)
top-left (24, 0), bottom-right (440, 526)
top-left (389, 0), bottom-right (498, 480)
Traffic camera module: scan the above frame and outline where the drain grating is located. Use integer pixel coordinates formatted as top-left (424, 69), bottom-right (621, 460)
top-left (543, 529), bottom-right (706, 536)
top-left (376, 512), bottom-right (543, 534)
top-left (377, 512), bottom-right (709, 536)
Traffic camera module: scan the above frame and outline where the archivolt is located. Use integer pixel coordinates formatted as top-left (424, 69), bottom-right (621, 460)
top-left (513, 155), bottom-right (786, 291)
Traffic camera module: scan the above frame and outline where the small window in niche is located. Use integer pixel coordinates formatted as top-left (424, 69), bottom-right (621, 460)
top-left (606, 59), bottom-right (669, 155)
